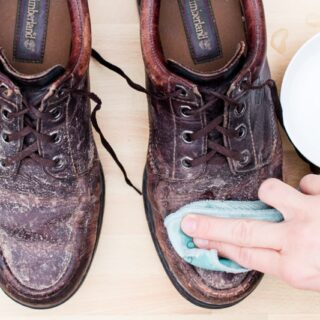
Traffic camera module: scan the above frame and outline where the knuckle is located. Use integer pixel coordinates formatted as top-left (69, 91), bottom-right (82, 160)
top-left (210, 241), bottom-right (223, 252)
top-left (237, 247), bottom-right (252, 266)
top-left (259, 178), bottom-right (279, 196)
top-left (287, 275), bottom-right (304, 289)
top-left (289, 224), bottom-right (309, 244)
top-left (197, 218), bottom-right (211, 237)
top-left (280, 264), bottom-right (305, 289)
top-left (292, 195), bottom-right (309, 213)
top-left (232, 220), bottom-right (253, 246)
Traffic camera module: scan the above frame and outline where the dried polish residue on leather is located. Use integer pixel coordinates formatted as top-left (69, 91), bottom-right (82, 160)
top-left (139, 0), bottom-right (283, 309)
top-left (0, 0), bottom-right (105, 309)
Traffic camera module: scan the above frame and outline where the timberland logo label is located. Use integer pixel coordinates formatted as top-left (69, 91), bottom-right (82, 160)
top-left (14, 0), bottom-right (50, 63)
top-left (178, 0), bottom-right (221, 64)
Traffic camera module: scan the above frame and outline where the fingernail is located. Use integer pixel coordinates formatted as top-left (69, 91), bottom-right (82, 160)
top-left (194, 238), bottom-right (209, 248)
top-left (181, 215), bottom-right (198, 234)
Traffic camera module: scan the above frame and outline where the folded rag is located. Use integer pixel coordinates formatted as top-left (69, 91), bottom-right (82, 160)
top-left (164, 200), bottom-right (283, 274)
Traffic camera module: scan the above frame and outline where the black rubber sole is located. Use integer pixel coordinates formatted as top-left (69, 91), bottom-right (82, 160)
top-left (2, 165), bottom-right (106, 310)
top-left (142, 170), bottom-right (261, 309)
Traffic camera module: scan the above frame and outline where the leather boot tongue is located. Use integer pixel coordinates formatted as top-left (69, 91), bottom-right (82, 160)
top-left (0, 50), bottom-right (65, 104)
top-left (167, 42), bottom-right (246, 84)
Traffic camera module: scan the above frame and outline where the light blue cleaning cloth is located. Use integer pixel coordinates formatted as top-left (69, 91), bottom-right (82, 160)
top-left (164, 200), bottom-right (283, 274)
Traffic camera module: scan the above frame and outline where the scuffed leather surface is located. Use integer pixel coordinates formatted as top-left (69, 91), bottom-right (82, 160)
top-left (147, 89), bottom-right (206, 180)
top-left (0, 91), bottom-right (23, 177)
top-left (141, 0), bottom-right (283, 307)
top-left (0, 161), bottom-right (102, 288)
top-left (226, 64), bottom-right (279, 174)
top-left (0, 0), bottom-right (103, 309)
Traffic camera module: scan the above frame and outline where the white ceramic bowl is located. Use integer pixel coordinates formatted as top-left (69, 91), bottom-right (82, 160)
top-left (281, 32), bottom-right (320, 168)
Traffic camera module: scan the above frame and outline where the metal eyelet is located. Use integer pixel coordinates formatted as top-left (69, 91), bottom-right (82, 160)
top-left (0, 84), bottom-right (11, 97)
top-left (1, 131), bottom-right (10, 143)
top-left (175, 85), bottom-right (189, 98)
top-left (179, 105), bottom-right (192, 118)
top-left (49, 106), bottom-right (63, 122)
top-left (237, 86), bottom-right (244, 94)
top-left (2, 89), bottom-right (11, 97)
top-left (1, 106), bottom-right (13, 123)
top-left (50, 131), bottom-right (63, 145)
top-left (3, 90), bottom-right (11, 97)
top-left (55, 88), bottom-right (68, 99)
top-left (181, 156), bottom-right (193, 169)
top-left (52, 155), bottom-right (66, 172)
top-left (235, 124), bottom-right (247, 140)
top-left (0, 158), bottom-right (8, 169)
top-left (238, 150), bottom-right (251, 167)
top-left (237, 77), bottom-right (249, 94)
top-left (234, 103), bottom-right (246, 117)
top-left (181, 130), bottom-right (194, 144)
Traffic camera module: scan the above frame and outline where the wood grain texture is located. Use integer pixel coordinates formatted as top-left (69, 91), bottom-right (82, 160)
top-left (0, 0), bottom-right (318, 318)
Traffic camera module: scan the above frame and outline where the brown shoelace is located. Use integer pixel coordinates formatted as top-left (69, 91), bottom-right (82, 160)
top-left (91, 49), bottom-right (281, 168)
top-left (177, 80), bottom-right (281, 167)
top-left (4, 97), bottom-right (57, 168)
top-left (0, 72), bottom-right (142, 195)
top-left (2, 49), bottom-right (280, 196)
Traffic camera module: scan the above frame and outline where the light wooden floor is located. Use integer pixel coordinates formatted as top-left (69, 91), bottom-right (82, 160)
top-left (1, 0), bottom-right (319, 319)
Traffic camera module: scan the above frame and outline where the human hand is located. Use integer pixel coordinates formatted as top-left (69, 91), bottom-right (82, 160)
top-left (181, 175), bottom-right (320, 291)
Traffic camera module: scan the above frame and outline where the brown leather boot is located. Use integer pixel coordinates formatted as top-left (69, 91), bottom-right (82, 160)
top-left (140, 0), bottom-right (283, 308)
top-left (0, 0), bottom-right (104, 309)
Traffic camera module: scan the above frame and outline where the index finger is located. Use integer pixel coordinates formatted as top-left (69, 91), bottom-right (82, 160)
top-left (181, 215), bottom-right (285, 250)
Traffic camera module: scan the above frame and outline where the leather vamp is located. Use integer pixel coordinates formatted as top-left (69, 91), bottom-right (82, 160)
top-left (0, 161), bottom-right (103, 298)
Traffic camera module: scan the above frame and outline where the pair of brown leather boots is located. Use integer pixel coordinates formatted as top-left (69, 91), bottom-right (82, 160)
top-left (0, 0), bottom-right (283, 309)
